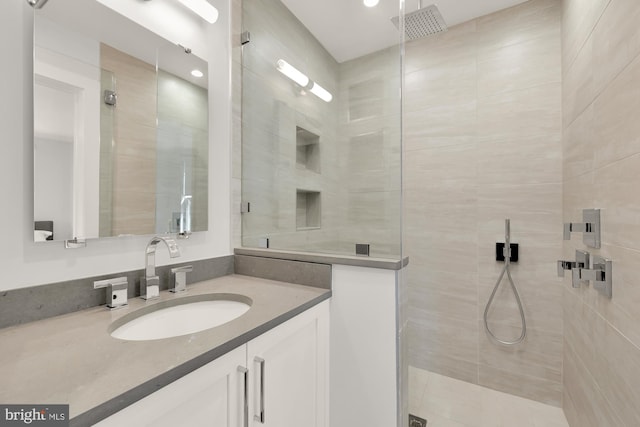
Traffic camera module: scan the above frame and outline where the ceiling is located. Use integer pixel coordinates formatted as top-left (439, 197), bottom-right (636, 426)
top-left (280, 0), bottom-right (530, 63)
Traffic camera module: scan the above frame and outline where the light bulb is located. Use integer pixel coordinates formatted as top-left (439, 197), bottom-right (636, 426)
top-left (191, 69), bottom-right (204, 78)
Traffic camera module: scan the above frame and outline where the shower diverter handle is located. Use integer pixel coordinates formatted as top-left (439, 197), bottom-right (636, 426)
top-left (557, 250), bottom-right (589, 288)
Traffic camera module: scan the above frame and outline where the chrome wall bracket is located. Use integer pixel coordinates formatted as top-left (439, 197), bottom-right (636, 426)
top-left (563, 208), bottom-right (601, 248)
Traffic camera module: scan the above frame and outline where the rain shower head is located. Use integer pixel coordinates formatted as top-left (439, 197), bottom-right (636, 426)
top-left (391, 3), bottom-right (448, 40)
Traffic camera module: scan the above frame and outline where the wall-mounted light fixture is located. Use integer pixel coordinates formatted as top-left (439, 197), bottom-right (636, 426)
top-left (309, 82), bottom-right (333, 102)
top-left (178, 0), bottom-right (219, 24)
top-left (276, 60), bottom-right (309, 87)
top-left (275, 59), bottom-right (333, 102)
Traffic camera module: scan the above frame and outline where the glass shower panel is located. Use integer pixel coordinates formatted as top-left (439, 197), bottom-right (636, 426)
top-left (99, 69), bottom-right (116, 237)
top-left (241, 0), bottom-right (403, 260)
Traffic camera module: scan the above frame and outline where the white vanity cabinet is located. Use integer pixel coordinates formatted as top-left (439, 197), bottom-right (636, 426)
top-left (93, 345), bottom-right (245, 427)
top-left (93, 300), bottom-right (329, 427)
top-left (247, 300), bottom-right (329, 427)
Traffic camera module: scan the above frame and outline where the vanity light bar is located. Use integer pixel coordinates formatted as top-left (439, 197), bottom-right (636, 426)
top-left (276, 59), bottom-right (310, 87)
top-left (276, 59), bottom-right (333, 103)
top-left (309, 82), bottom-right (333, 102)
top-left (178, 0), bottom-right (219, 24)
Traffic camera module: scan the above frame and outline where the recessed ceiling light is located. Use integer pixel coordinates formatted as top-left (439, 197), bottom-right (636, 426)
top-left (363, 0), bottom-right (379, 7)
top-left (191, 69), bottom-right (204, 78)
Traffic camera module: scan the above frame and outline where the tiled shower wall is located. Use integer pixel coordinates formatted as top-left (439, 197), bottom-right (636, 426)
top-left (405, 0), bottom-right (563, 405)
top-left (562, 0), bottom-right (640, 425)
top-left (337, 49), bottom-right (402, 258)
top-left (239, 0), bottom-right (341, 253)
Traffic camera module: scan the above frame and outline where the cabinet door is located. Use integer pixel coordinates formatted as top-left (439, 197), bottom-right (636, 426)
top-left (94, 345), bottom-right (247, 427)
top-left (247, 300), bottom-right (329, 427)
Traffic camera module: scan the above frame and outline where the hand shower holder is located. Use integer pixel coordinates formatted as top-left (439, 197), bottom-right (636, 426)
top-left (563, 209), bottom-right (600, 248)
top-left (496, 243), bottom-right (518, 262)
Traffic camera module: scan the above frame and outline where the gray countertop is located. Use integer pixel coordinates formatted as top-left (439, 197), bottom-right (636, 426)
top-left (0, 274), bottom-right (330, 425)
top-left (234, 247), bottom-right (409, 270)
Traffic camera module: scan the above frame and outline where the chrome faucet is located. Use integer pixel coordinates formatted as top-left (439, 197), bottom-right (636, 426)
top-left (141, 236), bottom-right (181, 300)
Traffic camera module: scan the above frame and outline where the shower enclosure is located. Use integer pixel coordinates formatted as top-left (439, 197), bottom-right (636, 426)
top-left (238, 0), bottom-right (407, 425)
top-left (239, 0), bottom-right (569, 426)
top-left (239, 0), bottom-right (404, 260)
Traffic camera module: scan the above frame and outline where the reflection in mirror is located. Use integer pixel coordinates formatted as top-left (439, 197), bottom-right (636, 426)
top-left (33, 0), bottom-right (209, 242)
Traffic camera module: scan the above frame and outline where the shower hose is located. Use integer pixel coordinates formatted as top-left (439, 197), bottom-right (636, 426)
top-left (483, 219), bottom-right (527, 346)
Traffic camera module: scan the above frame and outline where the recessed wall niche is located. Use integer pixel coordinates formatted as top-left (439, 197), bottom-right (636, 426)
top-left (296, 126), bottom-right (320, 173)
top-left (296, 190), bottom-right (321, 230)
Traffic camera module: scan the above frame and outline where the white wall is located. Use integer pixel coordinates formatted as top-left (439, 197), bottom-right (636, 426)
top-left (0, 0), bottom-right (232, 291)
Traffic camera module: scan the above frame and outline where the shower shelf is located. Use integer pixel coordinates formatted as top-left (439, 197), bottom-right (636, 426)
top-left (296, 126), bottom-right (320, 173)
top-left (296, 189), bottom-right (321, 230)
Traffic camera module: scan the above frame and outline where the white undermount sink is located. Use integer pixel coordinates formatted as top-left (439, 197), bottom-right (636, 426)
top-left (110, 294), bottom-right (252, 341)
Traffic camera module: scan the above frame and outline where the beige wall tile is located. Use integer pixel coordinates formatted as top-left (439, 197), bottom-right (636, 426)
top-left (476, 183), bottom-right (562, 234)
top-left (479, 323), bottom-right (562, 384)
top-left (477, 33), bottom-right (560, 98)
top-left (563, 104), bottom-right (595, 179)
top-left (476, 135), bottom-right (562, 186)
top-left (563, 288), bottom-right (637, 426)
top-left (561, 0), bottom-right (610, 71)
top-left (403, 143), bottom-right (478, 190)
top-left (594, 154), bottom-right (640, 250)
top-left (409, 263), bottom-right (478, 324)
top-left (562, 340), bottom-right (624, 427)
top-left (593, 55), bottom-right (640, 167)
top-left (592, 0), bottom-right (640, 95)
top-left (404, 20), bottom-right (477, 74)
top-left (582, 244), bottom-right (640, 347)
top-left (405, 59), bottom-right (476, 113)
top-left (404, 100), bottom-right (477, 139)
top-left (562, 36), bottom-right (594, 127)
top-left (478, 363), bottom-right (562, 406)
top-left (406, 0), bottom-right (562, 403)
top-left (476, 0), bottom-right (560, 52)
top-left (477, 83), bottom-right (561, 140)
top-left (408, 321), bottom-right (479, 385)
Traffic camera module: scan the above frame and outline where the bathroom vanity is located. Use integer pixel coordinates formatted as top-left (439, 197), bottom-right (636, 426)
top-left (0, 275), bottom-right (330, 426)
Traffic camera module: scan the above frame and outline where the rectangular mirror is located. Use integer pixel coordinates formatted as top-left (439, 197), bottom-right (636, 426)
top-left (33, 0), bottom-right (209, 243)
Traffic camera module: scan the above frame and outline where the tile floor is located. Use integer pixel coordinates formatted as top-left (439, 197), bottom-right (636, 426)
top-left (409, 367), bottom-right (569, 427)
